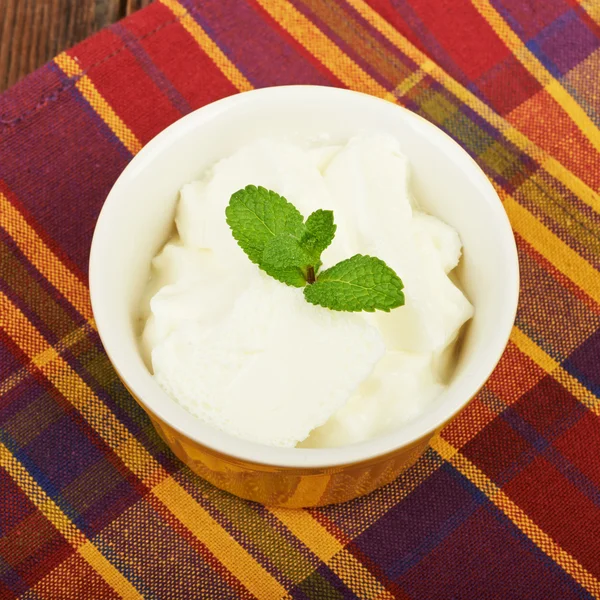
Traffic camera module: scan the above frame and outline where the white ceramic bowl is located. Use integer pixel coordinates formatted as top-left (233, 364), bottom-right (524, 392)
top-left (90, 86), bottom-right (519, 507)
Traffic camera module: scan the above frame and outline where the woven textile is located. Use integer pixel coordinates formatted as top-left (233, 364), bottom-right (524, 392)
top-left (1, 0), bottom-right (600, 597)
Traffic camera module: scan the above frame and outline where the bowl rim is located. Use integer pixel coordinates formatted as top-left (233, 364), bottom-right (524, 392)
top-left (90, 85), bottom-right (519, 469)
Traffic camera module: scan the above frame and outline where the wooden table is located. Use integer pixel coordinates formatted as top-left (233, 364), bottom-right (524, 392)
top-left (0, 0), bottom-right (152, 92)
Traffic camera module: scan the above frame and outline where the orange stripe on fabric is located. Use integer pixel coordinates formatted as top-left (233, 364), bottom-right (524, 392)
top-left (502, 193), bottom-right (600, 305)
top-left (510, 327), bottom-right (600, 416)
top-left (0, 293), bottom-right (285, 600)
top-left (158, 0), bottom-right (253, 92)
top-left (271, 509), bottom-right (395, 600)
top-left (54, 53), bottom-right (143, 155)
top-left (0, 192), bottom-right (94, 324)
top-left (469, 0), bottom-right (600, 155)
top-left (343, 0), bottom-right (600, 213)
top-left (253, 0), bottom-right (388, 97)
top-left (0, 443), bottom-right (141, 599)
top-left (153, 478), bottom-right (289, 599)
top-left (431, 436), bottom-right (600, 597)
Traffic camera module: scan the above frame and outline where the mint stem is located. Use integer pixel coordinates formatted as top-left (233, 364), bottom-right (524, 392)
top-left (306, 266), bottom-right (316, 284)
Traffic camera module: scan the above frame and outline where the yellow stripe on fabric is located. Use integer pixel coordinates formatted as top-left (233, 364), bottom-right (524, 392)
top-left (253, 0), bottom-right (388, 97)
top-left (271, 509), bottom-right (395, 600)
top-left (153, 478), bottom-right (289, 600)
top-left (579, 1), bottom-right (600, 25)
top-left (54, 53), bottom-right (142, 155)
top-left (510, 327), bottom-right (600, 416)
top-left (329, 550), bottom-right (395, 600)
top-left (0, 294), bottom-right (284, 599)
top-left (470, 0), bottom-right (600, 155)
top-left (343, 0), bottom-right (600, 214)
top-left (502, 194), bottom-right (600, 305)
top-left (158, 0), bottom-right (253, 92)
top-left (510, 327), bottom-right (558, 373)
top-left (0, 192), bottom-right (94, 324)
top-left (0, 324), bottom-right (90, 398)
top-left (384, 66), bottom-right (430, 102)
top-left (431, 436), bottom-right (600, 598)
top-left (271, 509), bottom-right (342, 563)
top-left (0, 443), bottom-right (141, 599)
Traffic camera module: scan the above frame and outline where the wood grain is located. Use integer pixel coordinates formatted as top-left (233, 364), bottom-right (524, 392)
top-left (0, 0), bottom-right (153, 92)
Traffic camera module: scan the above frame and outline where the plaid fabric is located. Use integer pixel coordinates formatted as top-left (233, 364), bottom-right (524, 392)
top-left (1, 0), bottom-right (600, 597)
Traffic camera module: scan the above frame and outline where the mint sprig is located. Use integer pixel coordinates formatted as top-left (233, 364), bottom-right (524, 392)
top-left (226, 185), bottom-right (405, 312)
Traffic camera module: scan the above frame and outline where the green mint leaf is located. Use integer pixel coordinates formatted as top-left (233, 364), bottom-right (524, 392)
top-left (261, 264), bottom-right (307, 288)
top-left (304, 255), bottom-right (405, 312)
top-left (304, 209), bottom-right (336, 253)
top-left (226, 185), bottom-right (305, 264)
top-left (262, 234), bottom-right (314, 269)
top-left (260, 234), bottom-right (313, 288)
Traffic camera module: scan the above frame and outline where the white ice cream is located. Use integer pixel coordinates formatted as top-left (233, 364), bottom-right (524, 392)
top-left (141, 135), bottom-right (473, 448)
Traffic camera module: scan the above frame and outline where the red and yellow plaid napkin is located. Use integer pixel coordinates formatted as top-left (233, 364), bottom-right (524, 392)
top-left (1, 0), bottom-right (600, 597)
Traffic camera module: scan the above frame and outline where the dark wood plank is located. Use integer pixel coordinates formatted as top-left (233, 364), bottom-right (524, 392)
top-left (0, 0), bottom-right (153, 92)
top-left (125, 0), bottom-right (154, 14)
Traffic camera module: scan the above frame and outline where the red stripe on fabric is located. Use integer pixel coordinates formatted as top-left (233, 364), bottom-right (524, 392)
top-left (486, 344), bottom-right (547, 406)
top-left (66, 31), bottom-right (182, 144)
top-left (245, 0), bottom-right (346, 86)
top-left (405, 0), bottom-right (511, 79)
top-left (504, 456), bottom-right (600, 577)
top-left (513, 376), bottom-right (584, 439)
top-left (63, 29), bottom-right (124, 67)
top-left (0, 510), bottom-right (74, 590)
top-left (554, 412), bottom-right (600, 491)
top-left (477, 55), bottom-right (542, 116)
top-left (508, 91), bottom-right (600, 192)
top-left (123, 2), bottom-right (239, 109)
top-left (461, 417), bottom-right (532, 482)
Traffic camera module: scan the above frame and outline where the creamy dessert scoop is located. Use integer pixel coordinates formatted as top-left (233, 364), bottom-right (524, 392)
top-left (141, 135), bottom-right (473, 448)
